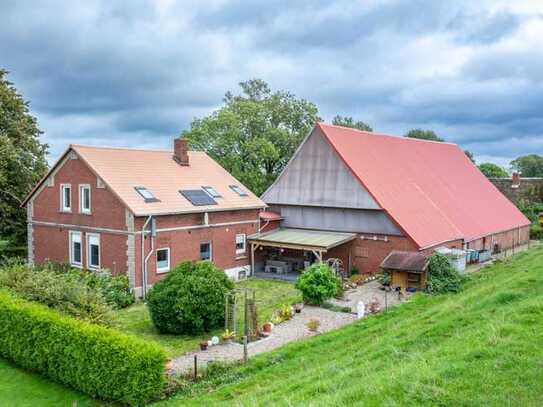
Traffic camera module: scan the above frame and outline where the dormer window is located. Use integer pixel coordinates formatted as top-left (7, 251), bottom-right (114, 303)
top-left (229, 185), bottom-right (248, 197)
top-left (135, 186), bottom-right (159, 203)
top-left (202, 186), bottom-right (221, 198)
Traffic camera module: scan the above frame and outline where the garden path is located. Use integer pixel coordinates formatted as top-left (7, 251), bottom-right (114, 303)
top-left (169, 306), bottom-right (356, 374)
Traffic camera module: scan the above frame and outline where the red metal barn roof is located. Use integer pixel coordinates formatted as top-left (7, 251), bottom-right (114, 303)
top-left (318, 123), bottom-right (530, 249)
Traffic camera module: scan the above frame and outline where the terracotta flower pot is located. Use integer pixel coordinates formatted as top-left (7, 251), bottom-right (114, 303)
top-left (200, 342), bottom-right (208, 351)
top-left (263, 323), bottom-right (272, 333)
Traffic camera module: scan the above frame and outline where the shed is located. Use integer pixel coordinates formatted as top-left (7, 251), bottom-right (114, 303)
top-left (381, 251), bottom-right (429, 291)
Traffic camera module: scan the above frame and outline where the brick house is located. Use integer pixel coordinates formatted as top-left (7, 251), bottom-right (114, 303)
top-left (248, 123), bottom-right (530, 277)
top-left (22, 139), bottom-right (266, 297)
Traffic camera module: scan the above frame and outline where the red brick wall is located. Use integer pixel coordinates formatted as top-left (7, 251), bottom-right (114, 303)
top-left (32, 155), bottom-right (126, 230)
top-left (466, 226), bottom-right (530, 252)
top-left (134, 209), bottom-right (260, 287)
top-left (31, 154), bottom-right (129, 274)
top-left (33, 225), bottom-right (128, 274)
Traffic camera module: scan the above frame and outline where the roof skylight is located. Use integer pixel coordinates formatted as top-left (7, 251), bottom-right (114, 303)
top-left (202, 186), bottom-right (221, 198)
top-left (229, 185), bottom-right (248, 197)
top-left (135, 186), bottom-right (159, 203)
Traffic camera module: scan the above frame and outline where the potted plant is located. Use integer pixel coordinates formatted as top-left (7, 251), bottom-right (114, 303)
top-left (294, 303), bottom-right (304, 313)
top-left (263, 322), bottom-right (272, 333)
top-left (200, 341), bottom-right (208, 351)
top-left (306, 318), bottom-right (320, 334)
top-left (221, 329), bottom-right (236, 343)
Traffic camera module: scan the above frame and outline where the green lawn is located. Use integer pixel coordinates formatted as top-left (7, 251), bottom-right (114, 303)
top-left (159, 247), bottom-right (543, 406)
top-left (113, 278), bottom-right (301, 357)
top-left (0, 358), bottom-right (98, 406)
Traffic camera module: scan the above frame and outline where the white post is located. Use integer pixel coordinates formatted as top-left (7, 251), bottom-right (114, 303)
top-left (357, 301), bottom-right (365, 319)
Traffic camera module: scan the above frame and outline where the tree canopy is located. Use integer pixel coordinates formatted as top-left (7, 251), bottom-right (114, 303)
top-left (332, 115), bottom-right (372, 131)
top-left (405, 128), bottom-right (475, 163)
top-left (183, 79), bottom-right (320, 195)
top-left (0, 70), bottom-right (48, 245)
top-left (510, 154), bottom-right (543, 177)
top-left (405, 128), bottom-right (444, 142)
top-left (478, 162), bottom-right (509, 178)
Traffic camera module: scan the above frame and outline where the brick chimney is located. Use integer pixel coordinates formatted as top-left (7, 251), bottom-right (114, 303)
top-left (511, 172), bottom-right (520, 188)
top-left (174, 138), bottom-right (189, 166)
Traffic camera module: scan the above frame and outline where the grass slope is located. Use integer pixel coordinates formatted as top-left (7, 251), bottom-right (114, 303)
top-left (0, 359), bottom-right (98, 406)
top-left (162, 247), bottom-right (543, 406)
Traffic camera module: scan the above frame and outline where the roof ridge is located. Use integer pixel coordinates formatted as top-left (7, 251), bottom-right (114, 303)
top-left (70, 144), bottom-right (205, 154)
top-left (318, 122), bottom-right (458, 146)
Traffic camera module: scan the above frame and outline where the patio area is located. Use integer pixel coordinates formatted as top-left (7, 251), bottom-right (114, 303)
top-left (253, 270), bottom-right (301, 282)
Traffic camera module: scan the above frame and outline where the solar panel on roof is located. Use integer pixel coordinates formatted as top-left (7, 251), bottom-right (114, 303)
top-left (180, 189), bottom-right (218, 206)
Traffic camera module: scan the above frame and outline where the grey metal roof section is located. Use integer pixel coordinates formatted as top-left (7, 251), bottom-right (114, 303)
top-left (248, 228), bottom-right (356, 251)
top-left (381, 251), bottom-right (429, 272)
top-left (273, 205), bottom-right (402, 235)
top-left (261, 127), bottom-right (381, 210)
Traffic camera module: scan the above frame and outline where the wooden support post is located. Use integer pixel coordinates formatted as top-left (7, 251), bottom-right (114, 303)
top-left (193, 355), bottom-right (198, 381)
top-left (250, 243), bottom-right (258, 276)
top-left (243, 336), bottom-right (248, 363)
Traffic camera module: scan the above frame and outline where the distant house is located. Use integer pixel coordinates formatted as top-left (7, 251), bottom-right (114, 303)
top-left (251, 123), bottom-right (530, 276)
top-left (22, 139), bottom-right (266, 297)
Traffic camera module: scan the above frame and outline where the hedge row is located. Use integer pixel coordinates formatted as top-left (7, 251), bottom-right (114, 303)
top-left (0, 289), bottom-right (167, 405)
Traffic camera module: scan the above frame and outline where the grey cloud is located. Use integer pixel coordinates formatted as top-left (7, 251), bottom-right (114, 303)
top-left (0, 0), bottom-right (542, 167)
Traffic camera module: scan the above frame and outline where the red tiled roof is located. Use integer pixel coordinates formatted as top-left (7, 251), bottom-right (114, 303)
top-left (318, 123), bottom-right (530, 249)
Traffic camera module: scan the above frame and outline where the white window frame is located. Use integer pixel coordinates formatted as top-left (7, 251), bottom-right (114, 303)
top-left (200, 241), bottom-right (212, 261)
top-left (235, 233), bottom-right (246, 256)
top-left (69, 230), bottom-right (82, 267)
top-left (79, 184), bottom-right (91, 214)
top-left (156, 248), bottom-right (170, 273)
top-left (86, 233), bottom-right (100, 270)
top-left (60, 184), bottom-right (72, 212)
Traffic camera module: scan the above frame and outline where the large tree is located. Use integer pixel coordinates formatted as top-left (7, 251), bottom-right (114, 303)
top-left (183, 79), bottom-right (320, 195)
top-left (332, 115), bottom-right (372, 131)
top-left (510, 154), bottom-right (543, 177)
top-left (405, 128), bottom-right (444, 142)
top-left (405, 128), bottom-right (475, 163)
top-left (0, 70), bottom-right (48, 245)
top-left (478, 162), bottom-right (508, 178)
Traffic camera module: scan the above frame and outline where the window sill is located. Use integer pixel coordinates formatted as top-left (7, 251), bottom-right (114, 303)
top-left (157, 269), bottom-right (170, 274)
top-left (235, 255), bottom-right (247, 260)
top-left (60, 210), bottom-right (72, 213)
top-left (79, 211), bottom-right (92, 216)
top-left (70, 263), bottom-right (82, 269)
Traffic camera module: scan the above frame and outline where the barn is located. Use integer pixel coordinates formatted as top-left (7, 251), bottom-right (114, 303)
top-left (249, 123), bottom-right (531, 277)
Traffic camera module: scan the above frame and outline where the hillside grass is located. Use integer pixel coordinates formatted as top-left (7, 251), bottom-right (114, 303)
top-left (160, 247), bottom-right (543, 406)
top-left (0, 358), bottom-right (98, 406)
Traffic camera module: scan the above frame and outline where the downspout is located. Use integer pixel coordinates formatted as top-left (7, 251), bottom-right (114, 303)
top-left (141, 215), bottom-right (153, 299)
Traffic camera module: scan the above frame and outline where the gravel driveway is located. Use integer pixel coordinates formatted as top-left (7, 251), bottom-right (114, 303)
top-left (169, 306), bottom-right (356, 374)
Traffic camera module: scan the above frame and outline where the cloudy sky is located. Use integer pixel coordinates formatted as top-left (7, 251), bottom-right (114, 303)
top-left (1, 0), bottom-right (542, 167)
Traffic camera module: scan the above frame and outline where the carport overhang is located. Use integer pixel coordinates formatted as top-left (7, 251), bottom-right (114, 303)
top-left (247, 228), bottom-right (356, 270)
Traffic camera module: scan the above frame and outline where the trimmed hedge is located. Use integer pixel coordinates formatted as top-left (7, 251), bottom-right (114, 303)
top-left (0, 289), bottom-right (167, 405)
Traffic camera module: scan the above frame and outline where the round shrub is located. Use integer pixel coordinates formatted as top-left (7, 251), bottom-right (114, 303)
top-left (147, 261), bottom-right (234, 334)
top-left (295, 263), bottom-right (339, 305)
top-left (426, 253), bottom-right (463, 294)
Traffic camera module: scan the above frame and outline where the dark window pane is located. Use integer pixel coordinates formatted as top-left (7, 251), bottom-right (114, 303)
top-left (64, 187), bottom-right (71, 207)
top-left (73, 242), bottom-right (81, 263)
top-left (84, 188), bottom-right (90, 209)
top-left (200, 243), bottom-right (211, 260)
top-left (90, 244), bottom-right (99, 267)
